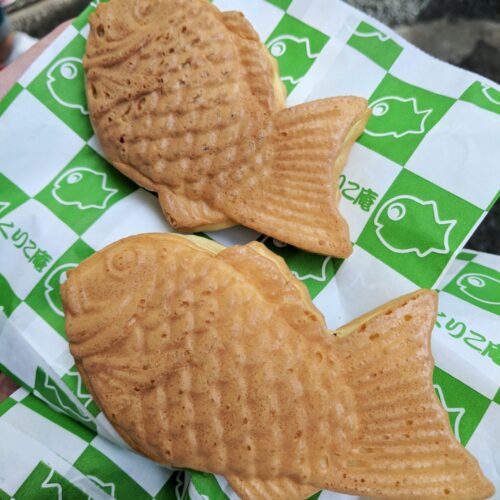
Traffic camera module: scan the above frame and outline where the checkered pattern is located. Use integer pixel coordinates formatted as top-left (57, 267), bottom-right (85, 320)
top-left (0, 388), bottom-right (181, 499)
top-left (0, 0), bottom-right (499, 498)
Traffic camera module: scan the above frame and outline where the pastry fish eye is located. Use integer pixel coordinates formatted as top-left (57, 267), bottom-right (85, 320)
top-left (60, 62), bottom-right (79, 80)
top-left (386, 202), bottom-right (406, 222)
top-left (105, 247), bottom-right (141, 277)
top-left (269, 40), bottom-right (287, 57)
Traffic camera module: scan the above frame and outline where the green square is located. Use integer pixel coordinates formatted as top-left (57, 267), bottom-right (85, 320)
top-left (456, 250), bottom-right (476, 262)
top-left (347, 21), bottom-right (403, 70)
top-left (26, 239), bottom-right (94, 337)
top-left (156, 471), bottom-right (187, 500)
top-left (265, 0), bottom-right (292, 9)
top-left (460, 81), bottom-right (500, 115)
top-left (74, 445), bottom-right (151, 499)
top-left (34, 367), bottom-right (96, 430)
top-left (433, 367), bottom-right (490, 445)
top-left (72, 2), bottom-right (99, 31)
top-left (0, 396), bottom-right (16, 417)
top-left (14, 461), bottom-right (88, 500)
top-left (494, 388), bottom-right (500, 406)
top-left (62, 365), bottom-right (100, 417)
top-left (443, 261), bottom-right (500, 316)
top-left (265, 14), bottom-right (329, 94)
top-left (190, 471), bottom-right (229, 500)
top-left (0, 487), bottom-right (9, 500)
top-left (35, 145), bottom-right (136, 234)
top-left (358, 74), bottom-right (455, 165)
top-left (27, 34), bottom-right (93, 140)
top-left (357, 169), bottom-right (483, 288)
top-left (0, 173), bottom-right (30, 218)
top-left (0, 82), bottom-right (23, 118)
top-left (0, 274), bottom-right (21, 317)
top-left (21, 392), bottom-right (96, 443)
top-left (258, 236), bottom-right (342, 298)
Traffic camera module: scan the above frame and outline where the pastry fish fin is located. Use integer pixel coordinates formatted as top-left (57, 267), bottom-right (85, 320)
top-left (226, 474), bottom-right (318, 500)
top-left (222, 97), bottom-right (370, 257)
top-left (158, 187), bottom-right (235, 232)
top-left (325, 290), bottom-right (495, 499)
top-left (221, 11), bottom-right (286, 112)
top-left (218, 242), bottom-right (327, 334)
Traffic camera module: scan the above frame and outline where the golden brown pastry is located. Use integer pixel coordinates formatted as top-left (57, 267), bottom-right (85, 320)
top-left (84, 0), bottom-right (370, 257)
top-left (62, 233), bottom-right (494, 499)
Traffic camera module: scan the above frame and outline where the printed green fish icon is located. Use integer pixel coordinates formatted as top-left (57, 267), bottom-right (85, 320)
top-left (374, 195), bottom-right (456, 257)
top-left (365, 96), bottom-right (432, 138)
top-left (44, 263), bottom-right (78, 316)
top-left (456, 273), bottom-right (500, 306)
top-left (266, 34), bottom-right (319, 85)
top-left (47, 57), bottom-right (88, 115)
top-left (481, 83), bottom-right (500, 106)
top-left (51, 167), bottom-right (117, 210)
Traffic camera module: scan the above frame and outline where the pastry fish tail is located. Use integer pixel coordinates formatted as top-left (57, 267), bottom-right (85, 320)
top-left (325, 289), bottom-right (495, 499)
top-left (222, 97), bottom-right (370, 257)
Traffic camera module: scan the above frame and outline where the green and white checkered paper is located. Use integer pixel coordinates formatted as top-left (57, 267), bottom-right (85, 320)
top-left (0, 0), bottom-right (498, 497)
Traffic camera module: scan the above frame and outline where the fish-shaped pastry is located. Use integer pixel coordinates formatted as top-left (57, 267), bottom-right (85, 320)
top-left (84, 0), bottom-right (371, 258)
top-left (61, 234), bottom-right (494, 500)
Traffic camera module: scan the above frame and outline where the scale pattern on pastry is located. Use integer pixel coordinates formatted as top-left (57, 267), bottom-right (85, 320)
top-left (62, 234), bottom-right (494, 500)
top-left (84, 0), bottom-right (370, 257)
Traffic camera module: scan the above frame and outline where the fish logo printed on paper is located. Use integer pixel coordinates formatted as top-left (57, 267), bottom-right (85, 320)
top-left (266, 35), bottom-right (319, 85)
top-left (353, 25), bottom-right (390, 42)
top-left (434, 384), bottom-right (465, 442)
top-left (374, 195), bottom-right (456, 257)
top-left (456, 273), bottom-right (500, 306)
top-left (481, 84), bottom-right (500, 106)
top-left (44, 263), bottom-right (78, 316)
top-left (262, 237), bottom-right (333, 282)
top-left (47, 57), bottom-right (89, 115)
top-left (52, 167), bottom-right (118, 210)
top-left (365, 96), bottom-right (432, 138)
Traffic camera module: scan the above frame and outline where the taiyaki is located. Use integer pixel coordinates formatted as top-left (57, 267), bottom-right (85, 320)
top-left (84, 0), bottom-right (371, 258)
top-left (62, 233), bottom-right (494, 500)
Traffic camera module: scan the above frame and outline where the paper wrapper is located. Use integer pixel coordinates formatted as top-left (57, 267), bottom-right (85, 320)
top-left (0, 0), bottom-right (498, 498)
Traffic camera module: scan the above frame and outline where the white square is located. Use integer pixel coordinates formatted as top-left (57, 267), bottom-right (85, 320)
top-left (18, 26), bottom-right (79, 88)
top-left (389, 46), bottom-right (473, 99)
top-left (0, 200), bottom-right (77, 299)
top-left (87, 134), bottom-right (105, 157)
top-left (406, 101), bottom-right (500, 210)
top-left (80, 24), bottom-right (90, 39)
top-left (212, 0), bottom-right (284, 41)
top-left (82, 190), bottom-right (172, 251)
top-left (473, 251), bottom-right (500, 271)
top-left (9, 303), bottom-right (68, 365)
top-left (0, 421), bottom-right (47, 495)
top-left (305, 44), bottom-right (385, 101)
top-left (313, 245), bottom-right (417, 329)
top-left (3, 403), bottom-right (88, 463)
top-left (288, 0), bottom-right (358, 37)
top-left (340, 144), bottom-right (401, 241)
top-left (0, 319), bottom-right (39, 388)
top-left (0, 91), bottom-right (84, 196)
top-left (91, 435), bottom-right (172, 496)
top-left (206, 225), bottom-right (259, 247)
top-left (53, 348), bottom-right (76, 377)
top-left (466, 403), bottom-right (500, 493)
top-left (10, 387), bottom-right (29, 402)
